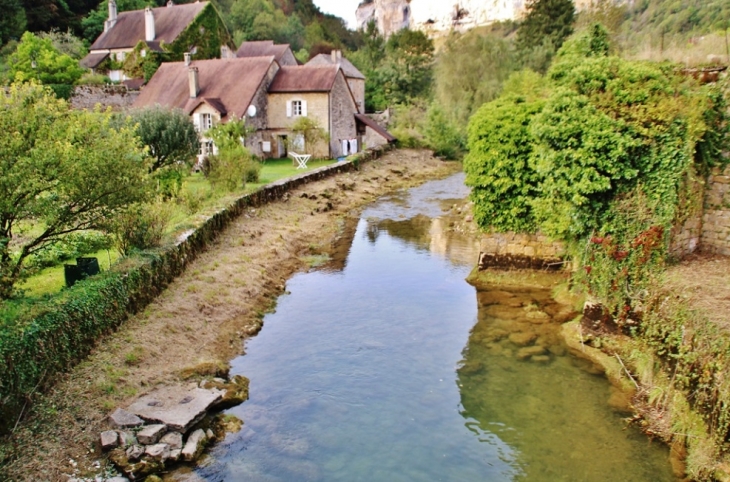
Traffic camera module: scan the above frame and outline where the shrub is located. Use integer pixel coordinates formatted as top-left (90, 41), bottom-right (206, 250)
top-left (25, 232), bottom-right (114, 271)
top-left (110, 203), bottom-right (171, 256)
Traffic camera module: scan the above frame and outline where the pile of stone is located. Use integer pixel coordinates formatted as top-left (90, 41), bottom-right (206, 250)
top-left (100, 376), bottom-right (248, 480)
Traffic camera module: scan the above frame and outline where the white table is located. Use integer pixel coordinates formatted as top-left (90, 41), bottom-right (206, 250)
top-left (290, 152), bottom-right (312, 169)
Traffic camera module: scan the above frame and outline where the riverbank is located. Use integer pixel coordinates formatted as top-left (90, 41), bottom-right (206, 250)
top-left (0, 149), bottom-right (460, 481)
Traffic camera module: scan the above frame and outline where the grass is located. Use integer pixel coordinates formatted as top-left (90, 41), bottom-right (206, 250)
top-left (10, 157), bottom-right (338, 300)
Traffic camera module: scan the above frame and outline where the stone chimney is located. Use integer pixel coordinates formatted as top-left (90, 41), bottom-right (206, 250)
top-left (221, 45), bottom-right (230, 59)
top-left (184, 52), bottom-right (191, 66)
top-left (331, 50), bottom-right (342, 63)
top-left (188, 67), bottom-right (199, 98)
top-left (145, 7), bottom-right (155, 42)
top-left (104, 0), bottom-right (117, 32)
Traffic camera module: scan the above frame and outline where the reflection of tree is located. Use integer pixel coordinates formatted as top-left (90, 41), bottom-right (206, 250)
top-left (319, 217), bottom-right (359, 273)
top-left (365, 215), bottom-right (433, 249)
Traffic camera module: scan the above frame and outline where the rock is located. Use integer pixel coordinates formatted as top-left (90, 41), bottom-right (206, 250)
top-left (137, 424), bottom-right (167, 445)
top-left (117, 431), bottom-right (137, 448)
top-left (101, 430), bottom-right (120, 451)
top-left (206, 429), bottom-right (215, 441)
top-left (516, 346), bottom-right (546, 360)
top-left (144, 476), bottom-right (163, 482)
top-left (127, 386), bottom-right (224, 433)
top-left (126, 444), bottom-right (145, 461)
top-left (182, 429), bottom-right (208, 462)
top-left (160, 431), bottom-right (184, 450)
top-left (108, 448), bottom-right (164, 479)
top-left (531, 355), bottom-right (551, 363)
top-left (201, 375), bottom-right (250, 410)
top-left (548, 344), bottom-right (567, 357)
top-left (109, 408), bottom-right (144, 429)
top-left (525, 310), bottom-right (550, 324)
top-left (477, 290), bottom-right (516, 306)
top-left (169, 449), bottom-right (182, 462)
top-left (107, 478), bottom-right (130, 482)
top-left (508, 332), bottom-right (537, 347)
top-left (144, 443), bottom-right (170, 462)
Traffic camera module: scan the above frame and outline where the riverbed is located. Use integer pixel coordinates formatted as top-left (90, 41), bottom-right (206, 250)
top-left (173, 173), bottom-right (674, 481)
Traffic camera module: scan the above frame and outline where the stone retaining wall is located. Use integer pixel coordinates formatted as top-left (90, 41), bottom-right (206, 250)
top-left (702, 165), bottom-right (730, 256)
top-left (70, 85), bottom-right (139, 111)
top-left (477, 232), bottom-right (566, 270)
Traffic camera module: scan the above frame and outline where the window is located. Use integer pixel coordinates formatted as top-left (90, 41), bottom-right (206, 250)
top-left (116, 51), bottom-right (126, 62)
top-left (292, 100), bottom-right (303, 116)
top-left (200, 113), bottom-right (213, 131)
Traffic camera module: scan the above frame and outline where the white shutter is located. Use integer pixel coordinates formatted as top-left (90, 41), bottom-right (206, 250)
top-left (301, 100), bottom-right (307, 117)
top-left (286, 100), bottom-right (292, 118)
top-left (192, 113), bottom-right (201, 132)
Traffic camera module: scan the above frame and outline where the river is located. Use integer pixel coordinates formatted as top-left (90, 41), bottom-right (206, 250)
top-left (171, 172), bottom-right (674, 482)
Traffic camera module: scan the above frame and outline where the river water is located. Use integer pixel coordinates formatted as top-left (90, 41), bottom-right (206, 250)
top-left (176, 173), bottom-right (674, 482)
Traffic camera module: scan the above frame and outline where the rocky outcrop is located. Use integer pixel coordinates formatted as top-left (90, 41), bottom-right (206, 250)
top-left (356, 0), bottom-right (525, 37)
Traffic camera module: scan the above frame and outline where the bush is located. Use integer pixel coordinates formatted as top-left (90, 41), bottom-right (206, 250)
top-left (422, 104), bottom-right (464, 159)
top-left (76, 72), bottom-right (110, 85)
top-left (47, 83), bottom-right (73, 99)
top-left (110, 203), bottom-right (171, 256)
top-left (25, 232), bottom-right (113, 271)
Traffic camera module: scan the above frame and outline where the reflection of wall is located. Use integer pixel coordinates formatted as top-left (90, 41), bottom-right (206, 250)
top-left (321, 217), bottom-right (359, 272)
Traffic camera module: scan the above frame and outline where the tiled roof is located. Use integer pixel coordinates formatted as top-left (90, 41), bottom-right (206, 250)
top-left (236, 41), bottom-right (292, 62)
top-left (80, 51), bottom-right (109, 69)
top-left (133, 56), bottom-right (275, 120)
top-left (90, 2), bottom-right (207, 50)
top-left (355, 114), bottom-right (396, 143)
top-left (268, 66), bottom-right (339, 93)
top-left (306, 54), bottom-right (365, 80)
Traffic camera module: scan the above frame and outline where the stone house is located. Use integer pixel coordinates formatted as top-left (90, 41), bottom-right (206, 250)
top-left (133, 49), bottom-right (395, 160)
top-left (80, 0), bottom-right (233, 82)
top-left (306, 50), bottom-right (365, 113)
top-left (236, 41), bottom-right (298, 66)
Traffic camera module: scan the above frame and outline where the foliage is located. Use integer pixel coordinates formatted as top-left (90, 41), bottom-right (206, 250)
top-left (128, 106), bottom-right (199, 172)
top-left (162, 3), bottom-right (234, 66)
top-left (0, 83), bottom-right (152, 299)
top-left (8, 32), bottom-right (85, 85)
top-left (76, 72), bottom-right (111, 85)
top-left (465, 27), bottom-right (728, 315)
top-left (206, 119), bottom-right (258, 191)
top-left (109, 203), bottom-right (170, 256)
top-left (464, 72), bottom-right (547, 232)
top-left (38, 29), bottom-right (88, 60)
top-left (517, 0), bottom-right (575, 72)
top-left (421, 104), bottom-right (464, 160)
top-left (378, 29), bottom-right (434, 106)
top-left (575, 0), bottom-right (627, 39)
top-left (0, 0), bottom-right (27, 45)
top-left (290, 116), bottom-right (329, 157)
top-left (81, 0), bottom-right (154, 44)
top-left (25, 231), bottom-right (113, 271)
top-left (434, 29), bottom-right (517, 128)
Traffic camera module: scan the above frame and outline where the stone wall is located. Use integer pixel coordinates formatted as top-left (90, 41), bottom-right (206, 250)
top-left (329, 72), bottom-right (358, 158)
top-left (702, 165), bottom-right (730, 255)
top-left (477, 232), bottom-right (566, 270)
top-left (70, 85), bottom-right (139, 111)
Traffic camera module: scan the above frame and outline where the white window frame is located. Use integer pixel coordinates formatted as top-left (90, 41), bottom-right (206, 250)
top-left (292, 100), bottom-right (303, 117)
top-left (200, 113), bottom-right (213, 131)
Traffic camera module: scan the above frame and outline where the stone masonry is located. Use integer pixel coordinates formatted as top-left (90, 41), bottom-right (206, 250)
top-left (70, 85), bottom-right (139, 111)
top-left (702, 165), bottom-right (730, 256)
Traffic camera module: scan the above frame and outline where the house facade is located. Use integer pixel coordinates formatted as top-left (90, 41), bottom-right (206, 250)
top-left (80, 1), bottom-right (234, 82)
top-left (133, 49), bottom-right (394, 160)
top-left (306, 50), bottom-right (366, 113)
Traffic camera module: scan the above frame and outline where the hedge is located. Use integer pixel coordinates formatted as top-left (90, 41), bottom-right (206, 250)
top-left (0, 145), bottom-right (393, 434)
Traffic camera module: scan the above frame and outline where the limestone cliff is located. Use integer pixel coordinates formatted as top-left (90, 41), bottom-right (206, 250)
top-left (356, 0), bottom-right (525, 37)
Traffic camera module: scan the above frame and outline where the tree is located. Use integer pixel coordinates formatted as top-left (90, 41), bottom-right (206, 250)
top-left (0, 83), bottom-right (152, 299)
top-left (378, 29), bottom-right (434, 106)
top-left (129, 106), bottom-right (199, 172)
top-left (290, 116), bottom-right (329, 156)
top-left (517, 0), bottom-right (575, 57)
top-left (205, 119), bottom-right (259, 191)
top-left (9, 32), bottom-right (85, 85)
top-left (0, 0), bottom-right (26, 45)
top-left (39, 29), bottom-right (89, 60)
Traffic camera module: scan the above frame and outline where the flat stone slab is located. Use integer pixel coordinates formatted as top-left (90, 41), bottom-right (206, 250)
top-left (108, 408), bottom-right (143, 429)
top-left (137, 424), bottom-right (167, 445)
top-left (126, 386), bottom-right (224, 432)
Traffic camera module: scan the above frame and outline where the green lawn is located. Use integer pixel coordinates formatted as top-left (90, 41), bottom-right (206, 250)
top-left (15, 158), bottom-right (338, 299)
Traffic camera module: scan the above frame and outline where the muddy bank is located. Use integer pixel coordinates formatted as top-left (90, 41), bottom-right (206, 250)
top-left (0, 149), bottom-right (459, 481)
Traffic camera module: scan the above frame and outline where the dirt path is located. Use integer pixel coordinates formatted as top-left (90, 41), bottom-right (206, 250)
top-left (0, 149), bottom-right (460, 481)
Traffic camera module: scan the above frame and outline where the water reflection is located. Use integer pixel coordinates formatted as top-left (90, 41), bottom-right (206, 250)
top-left (458, 282), bottom-right (675, 481)
top-left (166, 173), bottom-right (674, 482)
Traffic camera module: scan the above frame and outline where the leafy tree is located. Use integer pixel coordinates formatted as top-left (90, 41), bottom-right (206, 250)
top-left (290, 116), bottom-right (328, 157)
top-left (0, 83), bottom-right (152, 299)
top-left (0, 0), bottom-right (26, 45)
top-left (517, 0), bottom-right (575, 71)
top-left (81, 0), bottom-right (153, 43)
top-left (129, 106), bottom-right (199, 172)
top-left (435, 30), bottom-right (517, 128)
top-left (38, 29), bottom-right (89, 60)
top-left (376, 29), bottom-right (434, 106)
top-left (206, 119), bottom-right (259, 191)
top-left (9, 32), bottom-right (85, 85)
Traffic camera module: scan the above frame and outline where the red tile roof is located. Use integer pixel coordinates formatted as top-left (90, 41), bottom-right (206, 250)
top-left (90, 2), bottom-right (208, 51)
top-left (236, 41), bottom-right (292, 62)
top-left (268, 66), bottom-right (339, 93)
top-left (355, 114), bottom-right (396, 143)
top-left (133, 56), bottom-right (275, 120)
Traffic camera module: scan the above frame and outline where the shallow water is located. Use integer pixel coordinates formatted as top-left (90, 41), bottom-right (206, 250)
top-left (178, 173), bottom-right (674, 482)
